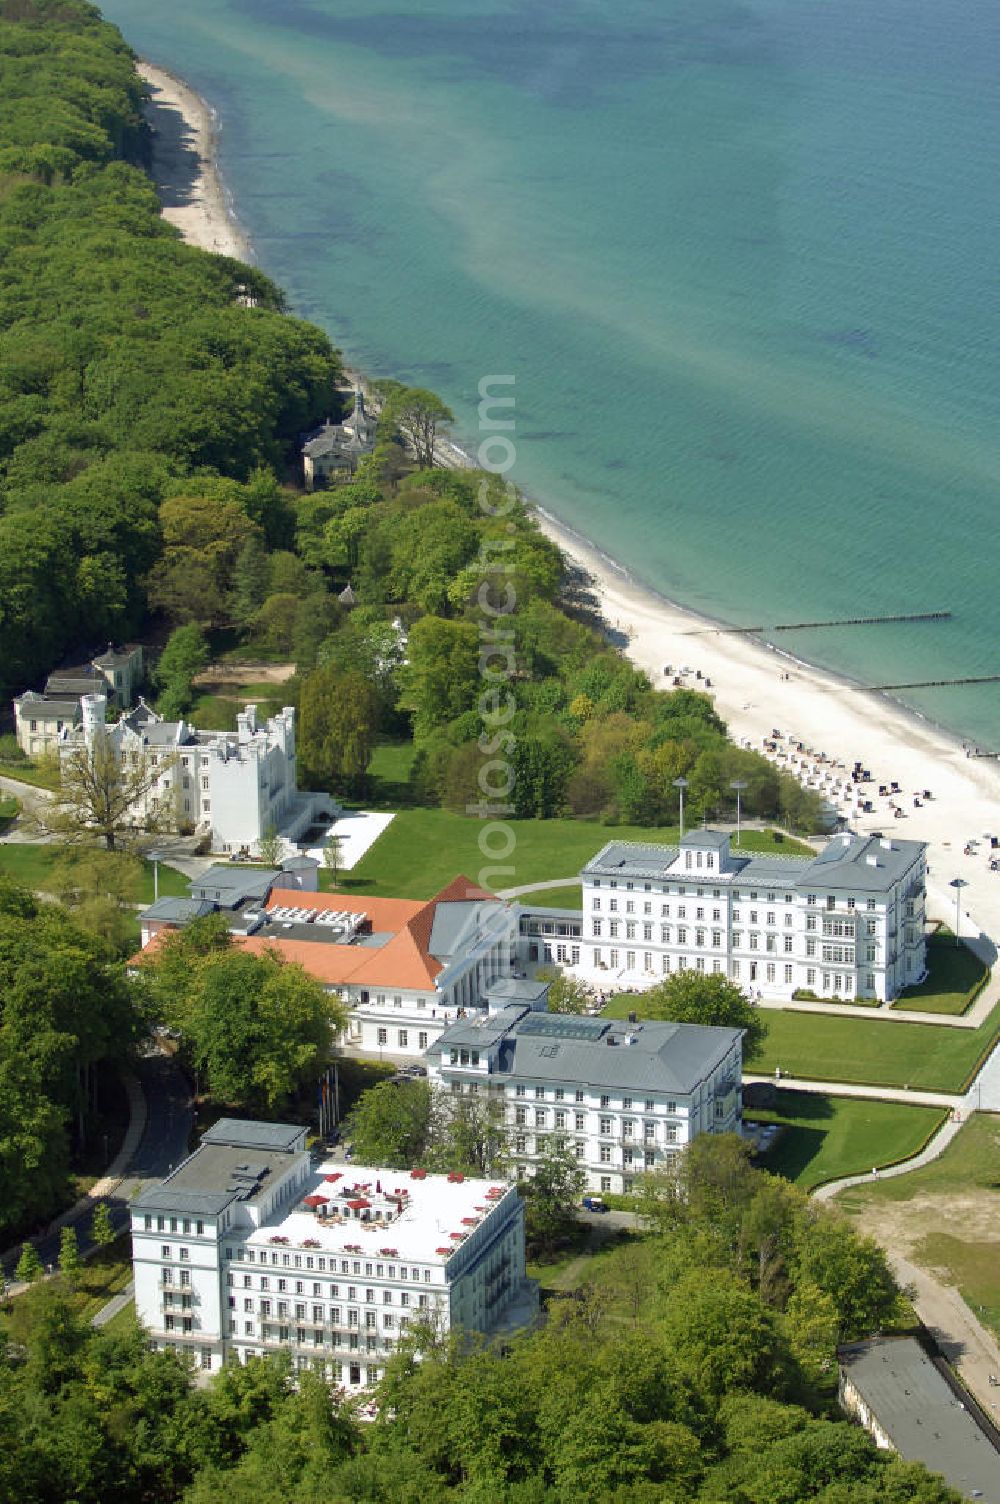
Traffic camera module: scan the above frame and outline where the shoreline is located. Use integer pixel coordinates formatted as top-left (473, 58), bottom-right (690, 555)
top-left (137, 62), bottom-right (253, 263)
top-left (135, 56), bottom-right (1000, 954)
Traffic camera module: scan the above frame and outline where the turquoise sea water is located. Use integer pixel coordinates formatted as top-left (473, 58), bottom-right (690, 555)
top-left (103, 0), bottom-right (1000, 745)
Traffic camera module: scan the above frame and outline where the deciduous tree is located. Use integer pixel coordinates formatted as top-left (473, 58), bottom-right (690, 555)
top-left (641, 970), bottom-right (767, 1058)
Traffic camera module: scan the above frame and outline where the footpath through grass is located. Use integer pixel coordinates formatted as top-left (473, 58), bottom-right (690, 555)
top-left (519, 884), bottom-right (583, 909)
top-left (330, 809), bottom-right (811, 902)
top-left (751, 1089), bottom-right (945, 1190)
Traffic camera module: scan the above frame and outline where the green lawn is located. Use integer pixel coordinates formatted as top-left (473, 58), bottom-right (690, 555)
top-left (519, 884), bottom-right (583, 909)
top-left (751, 1001), bottom-right (1000, 1093)
top-left (101, 1297), bottom-right (139, 1336)
top-left (836, 1112), bottom-right (1000, 1209)
top-left (751, 1089), bottom-right (945, 1190)
top-left (324, 809), bottom-right (811, 902)
top-left (0, 757), bottom-right (60, 791)
top-left (893, 932), bottom-right (989, 1015)
top-left (0, 843), bottom-right (189, 903)
top-left (0, 796), bottom-right (20, 823)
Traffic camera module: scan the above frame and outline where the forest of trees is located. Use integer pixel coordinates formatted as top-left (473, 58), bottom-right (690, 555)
top-left (1, 1135), bottom-right (962, 1504)
top-left (0, 872), bottom-right (137, 1239)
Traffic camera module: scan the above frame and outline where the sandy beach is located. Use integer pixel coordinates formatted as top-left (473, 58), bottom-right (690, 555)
top-left (136, 60), bottom-right (1000, 956)
top-left (137, 63), bottom-right (252, 263)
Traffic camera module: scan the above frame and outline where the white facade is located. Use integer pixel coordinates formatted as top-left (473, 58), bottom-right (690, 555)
top-left (131, 1118), bottom-right (534, 1384)
top-left (58, 696), bottom-right (334, 856)
top-left (578, 829), bottom-right (927, 1003)
top-left (426, 1008), bottom-right (743, 1196)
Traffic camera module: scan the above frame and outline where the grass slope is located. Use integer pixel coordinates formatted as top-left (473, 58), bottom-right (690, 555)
top-left (752, 1089), bottom-right (945, 1189)
top-left (0, 844), bottom-right (189, 903)
top-left (750, 1003), bottom-right (1000, 1093)
top-left (893, 932), bottom-right (988, 1015)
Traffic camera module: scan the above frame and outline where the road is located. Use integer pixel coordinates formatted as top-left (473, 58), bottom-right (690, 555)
top-left (3, 1049), bottom-right (193, 1281)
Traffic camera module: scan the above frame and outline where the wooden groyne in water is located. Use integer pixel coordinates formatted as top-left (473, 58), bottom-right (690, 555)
top-left (685, 609), bottom-right (952, 636)
top-left (863, 673), bottom-right (1000, 692)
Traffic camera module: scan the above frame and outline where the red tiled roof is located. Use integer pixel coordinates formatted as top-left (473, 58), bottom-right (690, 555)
top-left (130, 876), bottom-right (502, 995)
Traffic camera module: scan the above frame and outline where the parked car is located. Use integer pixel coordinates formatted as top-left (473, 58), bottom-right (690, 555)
top-left (581, 1195), bottom-right (607, 1213)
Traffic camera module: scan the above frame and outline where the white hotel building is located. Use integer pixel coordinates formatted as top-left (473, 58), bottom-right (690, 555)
top-left (579, 829), bottom-right (927, 1003)
top-left (131, 1118), bottom-right (535, 1384)
top-left (59, 695), bottom-right (335, 857)
top-left (426, 1008), bottom-right (743, 1195)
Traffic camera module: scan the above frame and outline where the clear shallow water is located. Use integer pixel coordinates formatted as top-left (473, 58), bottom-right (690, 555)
top-left (104, 0), bottom-right (1000, 745)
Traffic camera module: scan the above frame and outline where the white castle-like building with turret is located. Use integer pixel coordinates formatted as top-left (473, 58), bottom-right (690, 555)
top-left (59, 694), bottom-right (336, 857)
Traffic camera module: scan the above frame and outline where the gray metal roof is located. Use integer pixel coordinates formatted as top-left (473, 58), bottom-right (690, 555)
top-left (429, 1011), bottom-right (740, 1095)
top-left (428, 899), bottom-right (502, 961)
top-left (582, 831), bottom-right (924, 897)
top-left (485, 977), bottom-right (551, 1005)
top-left (134, 1125), bottom-right (304, 1216)
top-left (840, 1337), bottom-right (1000, 1502)
top-left (583, 840), bottom-right (679, 879)
top-left (680, 829), bottom-right (730, 850)
top-left (281, 855), bottom-right (320, 871)
top-left (189, 867), bottom-right (278, 906)
top-left (92, 644), bottom-right (141, 668)
top-left (142, 897), bottom-right (216, 924)
top-left (14, 694), bottom-right (80, 718)
top-left (807, 832), bottom-right (925, 892)
top-left (432, 1006), bottom-right (530, 1049)
top-left (201, 1118), bottom-right (305, 1151)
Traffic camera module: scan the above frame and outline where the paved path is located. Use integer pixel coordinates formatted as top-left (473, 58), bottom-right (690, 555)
top-left (92, 1281), bottom-right (135, 1329)
top-left (498, 878), bottom-right (579, 899)
top-left (744, 1073), bottom-right (961, 1110)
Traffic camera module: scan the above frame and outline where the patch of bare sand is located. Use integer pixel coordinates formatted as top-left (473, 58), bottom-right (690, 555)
top-left (193, 664), bottom-right (296, 688)
top-left (851, 1191), bottom-right (1000, 1261)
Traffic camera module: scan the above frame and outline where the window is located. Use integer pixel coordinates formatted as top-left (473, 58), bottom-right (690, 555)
top-left (600, 1176), bottom-right (612, 1192)
top-left (161, 1245), bottom-right (171, 1259)
top-left (535, 1109), bottom-right (546, 1127)
top-left (535, 1086), bottom-right (545, 1100)
top-left (575, 1089), bottom-right (585, 1103)
top-left (377, 1028), bottom-right (387, 1045)
top-left (574, 1112), bottom-right (585, 1131)
top-left (599, 1145), bottom-right (611, 1163)
top-left (783, 935), bottom-right (793, 953)
top-left (599, 1116), bottom-right (612, 1134)
top-left (397, 1030), bottom-right (408, 1048)
top-left (784, 965), bottom-right (793, 983)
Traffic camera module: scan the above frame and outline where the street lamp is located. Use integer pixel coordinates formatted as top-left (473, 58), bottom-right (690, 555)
top-left (730, 780), bottom-right (748, 846)
top-left (949, 877), bottom-right (968, 946)
top-left (148, 848), bottom-right (163, 903)
top-left (673, 777), bottom-right (689, 841)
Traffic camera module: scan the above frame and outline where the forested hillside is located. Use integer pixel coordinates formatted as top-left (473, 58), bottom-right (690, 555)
top-left (0, 0), bottom-right (341, 699)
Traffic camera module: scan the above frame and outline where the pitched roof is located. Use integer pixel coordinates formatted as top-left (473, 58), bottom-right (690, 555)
top-left (132, 877), bottom-right (508, 995)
